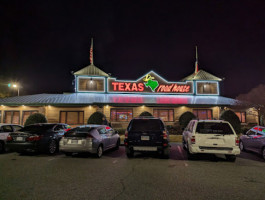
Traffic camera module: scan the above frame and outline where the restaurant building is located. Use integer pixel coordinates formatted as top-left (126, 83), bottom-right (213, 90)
top-left (0, 44), bottom-right (258, 130)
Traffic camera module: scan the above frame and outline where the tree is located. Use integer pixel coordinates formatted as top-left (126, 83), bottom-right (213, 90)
top-left (24, 113), bottom-right (48, 126)
top-left (237, 84), bottom-right (265, 125)
top-left (179, 111), bottom-right (196, 129)
top-left (87, 111), bottom-right (108, 125)
top-left (220, 110), bottom-right (241, 134)
top-left (139, 111), bottom-right (152, 117)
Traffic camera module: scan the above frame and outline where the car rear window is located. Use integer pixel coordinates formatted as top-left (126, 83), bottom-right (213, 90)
top-left (130, 119), bottom-right (164, 131)
top-left (65, 127), bottom-right (94, 137)
top-left (196, 122), bottom-right (234, 135)
top-left (20, 124), bottom-right (55, 134)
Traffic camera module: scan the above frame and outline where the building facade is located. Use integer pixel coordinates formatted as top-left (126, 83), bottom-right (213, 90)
top-left (0, 45), bottom-right (258, 130)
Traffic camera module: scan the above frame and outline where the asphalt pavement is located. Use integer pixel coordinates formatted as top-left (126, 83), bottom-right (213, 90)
top-left (0, 143), bottom-right (265, 200)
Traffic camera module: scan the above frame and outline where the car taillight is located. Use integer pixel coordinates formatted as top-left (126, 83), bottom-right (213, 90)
top-left (87, 134), bottom-right (94, 139)
top-left (125, 130), bottom-right (128, 139)
top-left (26, 135), bottom-right (42, 141)
top-left (162, 131), bottom-right (167, 139)
top-left (65, 128), bottom-right (71, 132)
top-left (7, 135), bottom-right (13, 141)
top-left (191, 136), bottom-right (195, 144)
top-left (235, 137), bottom-right (239, 146)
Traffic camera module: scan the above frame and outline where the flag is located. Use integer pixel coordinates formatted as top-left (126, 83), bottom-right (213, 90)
top-left (90, 38), bottom-right (93, 65)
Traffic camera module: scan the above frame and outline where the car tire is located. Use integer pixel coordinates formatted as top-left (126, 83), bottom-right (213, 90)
top-left (0, 141), bottom-right (5, 153)
top-left (187, 145), bottom-right (195, 160)
top-left (161, 147), bottom-right (170, 159)
top-left (182, 138), bottom-right (187, 151)
top-left (114, 139), bottom-right (120, 150)
top-left (126, 147), bottom-right (134, 158)
top-left (48, 140), bottom-right (57, 155)
top-left (225, 155), bottom-right (236, 162)
top-left (96, 145), bottom-right (103, 158)
top-left (239, 141), bottom-right (245, 152)
top-left (262, 147), bottom-right (265, 160)
top-left (64, 152), bottom-right (72, 156)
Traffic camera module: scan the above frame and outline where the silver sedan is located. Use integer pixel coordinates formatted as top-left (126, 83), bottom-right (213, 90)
top-left (59, 125), bottom-right (120, 158)
top-left (240, 128), bottom-right (265, 160)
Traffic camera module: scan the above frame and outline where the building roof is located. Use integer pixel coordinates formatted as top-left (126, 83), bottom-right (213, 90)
top-left (0, 93), bottom-right (239, 106)
top-left (74, 64), bottom-right (109, 77)
top-left (181, 70), bottom-right (222, 81)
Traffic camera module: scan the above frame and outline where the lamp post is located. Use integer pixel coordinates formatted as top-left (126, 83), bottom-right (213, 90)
top-left (12, 84), bottom-right (20, 96)
top-left (8, 83), bottom-right (20, 96)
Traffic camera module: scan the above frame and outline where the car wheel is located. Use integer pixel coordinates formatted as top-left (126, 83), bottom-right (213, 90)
top-left (114, 139), bottom-right (120, 150)
top-left (262, 148), bottom-right (265, 160)
top-left (126, 147), bottom-right (134, 158)
top-left (239, 141), bottom-right (245, 152)
top-left (225, 155), bottom-right (236, 162)
top-left (96, 145), bottom-right (103, 158)
top-left (182, 138), bottom-right (187, 151)
top-left (64, 152), bottom-right (72, 156)
top-left (187, 145), bottom-right (195, 160)
top-left (48, 140), bottom-right (57, 155)
top-left (0, 142), bottom-right (5, 153)
top-left (161, 147), bottom-right (170, 159)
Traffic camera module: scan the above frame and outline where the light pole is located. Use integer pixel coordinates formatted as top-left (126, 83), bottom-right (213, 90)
top-left (12, 84), bottom-right (20, 96)
top-left (8, 83), bottom-right (20, 96)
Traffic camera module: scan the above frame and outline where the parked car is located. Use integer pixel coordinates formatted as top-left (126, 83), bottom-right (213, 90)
top-left (239, 127), bottom-right (265, 160)
top-left (6, 123), bottom-right (68, 154)
top-left (124, 117), bottom-right (170, 158)
top-left (59, 125), bottom-right (120, 158)
top-left (0, 124), bottom-right (23, 153)
top-left (182, 120), bottom-right (240, 162)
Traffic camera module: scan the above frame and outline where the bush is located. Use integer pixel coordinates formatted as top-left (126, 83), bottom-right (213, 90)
top-left (179, 111), bottom-right (196, 129)
top-left (24, 113), bottom-right (47, 126)
top-left (87, 111), bottom-right (108, 125)
top-left (139, 111), bottom-right (152, 117)
top-left (220, 110), bottom-right (241, 134)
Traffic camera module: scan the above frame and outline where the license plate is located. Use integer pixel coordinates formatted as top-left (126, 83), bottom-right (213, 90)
top-left (141, 136), bottom-right (150, 141)
top-left (71, 140), bottom-right (78, 144)
top-left (16, 137), bottom-right (23, 141)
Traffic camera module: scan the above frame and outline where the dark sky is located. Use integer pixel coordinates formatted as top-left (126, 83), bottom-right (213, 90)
top-left (1, 0), bottom-right (265, 98)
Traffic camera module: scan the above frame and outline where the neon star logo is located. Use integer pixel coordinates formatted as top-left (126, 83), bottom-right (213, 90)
top-left (143, 74), bottom-right (159, 92)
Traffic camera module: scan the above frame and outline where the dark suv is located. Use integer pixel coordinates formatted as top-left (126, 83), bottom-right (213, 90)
top-left (124, 117), bottom-right (170, 158)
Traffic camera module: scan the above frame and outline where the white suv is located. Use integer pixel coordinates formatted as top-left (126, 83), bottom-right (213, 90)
top-left (182, 120), bottom-right (240, 162)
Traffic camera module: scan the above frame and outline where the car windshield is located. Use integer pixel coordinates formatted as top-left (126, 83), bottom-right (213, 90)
top-left (65, 127), bottom-right (94, 136)
top-left (20, 124), bottom-right (55, 134)
top-left (196, 122), bottom-right (234, 135)
top-left (130, 119), bottom-right (163, 131)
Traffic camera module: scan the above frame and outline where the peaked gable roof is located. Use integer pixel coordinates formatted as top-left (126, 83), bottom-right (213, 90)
top-left (181, 69), bottom-right (222, 81)
top-left (74, 64), bottom-right (109, 77)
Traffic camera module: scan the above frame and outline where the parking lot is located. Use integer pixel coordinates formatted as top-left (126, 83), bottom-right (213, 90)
top-left (0, 143), bottom-right (265, 200)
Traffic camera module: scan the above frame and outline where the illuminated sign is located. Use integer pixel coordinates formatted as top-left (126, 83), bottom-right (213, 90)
top-left (108, 71), bottom-right (193, 94)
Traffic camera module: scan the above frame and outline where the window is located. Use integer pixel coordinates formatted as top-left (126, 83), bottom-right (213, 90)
top-left (193, 109), bottom-right (212, 120)
top-left (0, 125), bottom-right (12, 133)
top-left (196, 82), bottom-right (218, 94)
top-left (235, 112), bottom-right (246, 123)
top-left (12, 125), bottom-right (23, 131)
top-left (110, 109), bottom-right (133, 122)
top-left (4, 111), bottom-right (20, 124)
top-left (153, 109), bottom-right (174, 122)
top-left (22, 111), bottom-right (38, 125)
top-left (60, 111), bottom-right (84, 125)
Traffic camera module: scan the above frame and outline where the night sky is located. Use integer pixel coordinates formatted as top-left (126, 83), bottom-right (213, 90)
top-left (1, 0), bottom-right (265, 98)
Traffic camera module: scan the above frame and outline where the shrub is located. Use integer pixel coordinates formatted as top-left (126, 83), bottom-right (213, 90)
top-left (220, 110), bottom-right (241, 134)
top-left (87, 111), bottom-right (108, 125)
top-left (24, 113), bottom-right (47, 126)
top-left (139, 111), bottom-right (152, 117)
top-left (179, 111), bottom-right (196, 129)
